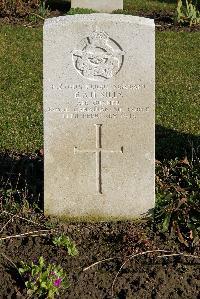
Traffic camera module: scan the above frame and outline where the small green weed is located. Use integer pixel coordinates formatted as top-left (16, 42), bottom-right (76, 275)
top-left (175, 0), bottom-right (200, 26)
top-left (0, 182), bottom-right (41, 214)
top-left (38, 0), bottom-right (49, 18)
top-left (0, 187), bottom-right (25, 213)
top-left (18, 256), bottom-right (69, 298)
top-left (28, 0), bottom-right (50, 23)
top-left (53, 234), bottom-right (78, 257)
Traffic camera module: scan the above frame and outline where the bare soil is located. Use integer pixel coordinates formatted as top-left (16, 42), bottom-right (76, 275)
top-left (0, 215), bottom-right (200, 298)
top-left (0, 152), bottom-right (200, 298)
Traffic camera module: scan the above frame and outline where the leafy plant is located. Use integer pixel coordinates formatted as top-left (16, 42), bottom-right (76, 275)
top-left (175, 0), bottom-right (200, 26)
top-left (53, 234), bottom-right (78, 257)
top-left (28, 0), bottom-right (50, 22)
top-left (0, 184), bottom-right (41, 214)
top-left (18, 256), bottom-right (69, 298)
top-left (155, 158), bottom-right (200, 246)
top-left (38, 0), bottom-right (50, 18)
top-left (0, 187), bottom-right (22, 213)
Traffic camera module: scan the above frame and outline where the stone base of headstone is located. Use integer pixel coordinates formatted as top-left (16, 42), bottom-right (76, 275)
top-left (71, 0), bottom-right (123, 12)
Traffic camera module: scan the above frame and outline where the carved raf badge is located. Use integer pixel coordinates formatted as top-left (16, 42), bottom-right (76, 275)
top-left (72, 30), bottom-right (124, 81)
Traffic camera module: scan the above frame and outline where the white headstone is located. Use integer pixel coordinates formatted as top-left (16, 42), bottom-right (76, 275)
top-left (71, 0), bottom-right (123, 12)
top-left (44, 14), bottom-right (155, 219)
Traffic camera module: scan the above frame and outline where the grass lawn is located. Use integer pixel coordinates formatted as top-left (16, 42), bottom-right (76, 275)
top-left (0, 26), bottom-right (43, 151)
top-left (156, 31), bottom-right (200, 135)
top-left (0, 23), bottom-right (199, 152)
top-left (124, 0), bottom-right (176, 12)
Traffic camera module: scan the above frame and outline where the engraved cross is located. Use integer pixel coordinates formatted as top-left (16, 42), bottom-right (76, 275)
top-left (74, 124), bottom-right (123, 194)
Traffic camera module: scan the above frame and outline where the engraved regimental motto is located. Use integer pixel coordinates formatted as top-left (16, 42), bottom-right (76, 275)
top-left (72, 30), bottom-right (124, 81)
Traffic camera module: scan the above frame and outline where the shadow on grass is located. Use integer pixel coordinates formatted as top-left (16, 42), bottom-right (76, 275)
top-left (46, 0), bottom-right (71, 12)
top-left (156, 125), bottom-right (200, 161)
top-left (155, 0), bottom-right (176, 3)
top-left (3, 264), bottom-right (25, 295)
top-left (156, 0), bottom-right (200, 10)
top-left (0, 126), bottom-right (199, 211)
top-left (157, 0), bottom-right (200, 10)
top-left (0, 151), bottom-right (44, 211)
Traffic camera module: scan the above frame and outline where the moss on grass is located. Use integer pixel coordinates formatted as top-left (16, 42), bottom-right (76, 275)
top-left (44, 214), bottom-right (147, 223)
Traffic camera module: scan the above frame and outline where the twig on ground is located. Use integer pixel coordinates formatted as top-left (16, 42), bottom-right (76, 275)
top-left (1, 210), bottom-right (46, 228)
top-left (15, 173), bottom-right (21, 190)
top-left (83, 250), bottom-right (172, 273)
top-left (83, 257), bottom-right (117, 272)
top-left (0, 229), bottom-right (57, 241)
top-left (111, 250), bottom-right (171, 296)
top-left (0, 252), bottom-right (18, 270)
top-left (5, 168), bottom-right (14, 189)
top-left (29, 13), bottom-right (45, 20)
top-left (111, 250), bottom-right (200, 297)
top-left (157, 253), bottom-right (200, 259)
top-left (0, 215), bottom-right (15, 234)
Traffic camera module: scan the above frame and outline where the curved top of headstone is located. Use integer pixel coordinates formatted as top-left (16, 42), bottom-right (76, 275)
top-left (44, 14), bottom-right (154, 28)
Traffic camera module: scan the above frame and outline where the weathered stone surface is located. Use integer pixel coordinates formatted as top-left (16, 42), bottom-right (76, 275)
top-left (71, 0), bottom-right (123, 12)
top-left (44, 14), bottom-right (155, 219)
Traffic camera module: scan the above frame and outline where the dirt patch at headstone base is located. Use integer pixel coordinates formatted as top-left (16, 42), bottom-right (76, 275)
top-left (0, 217), bottom-right (199, 298)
